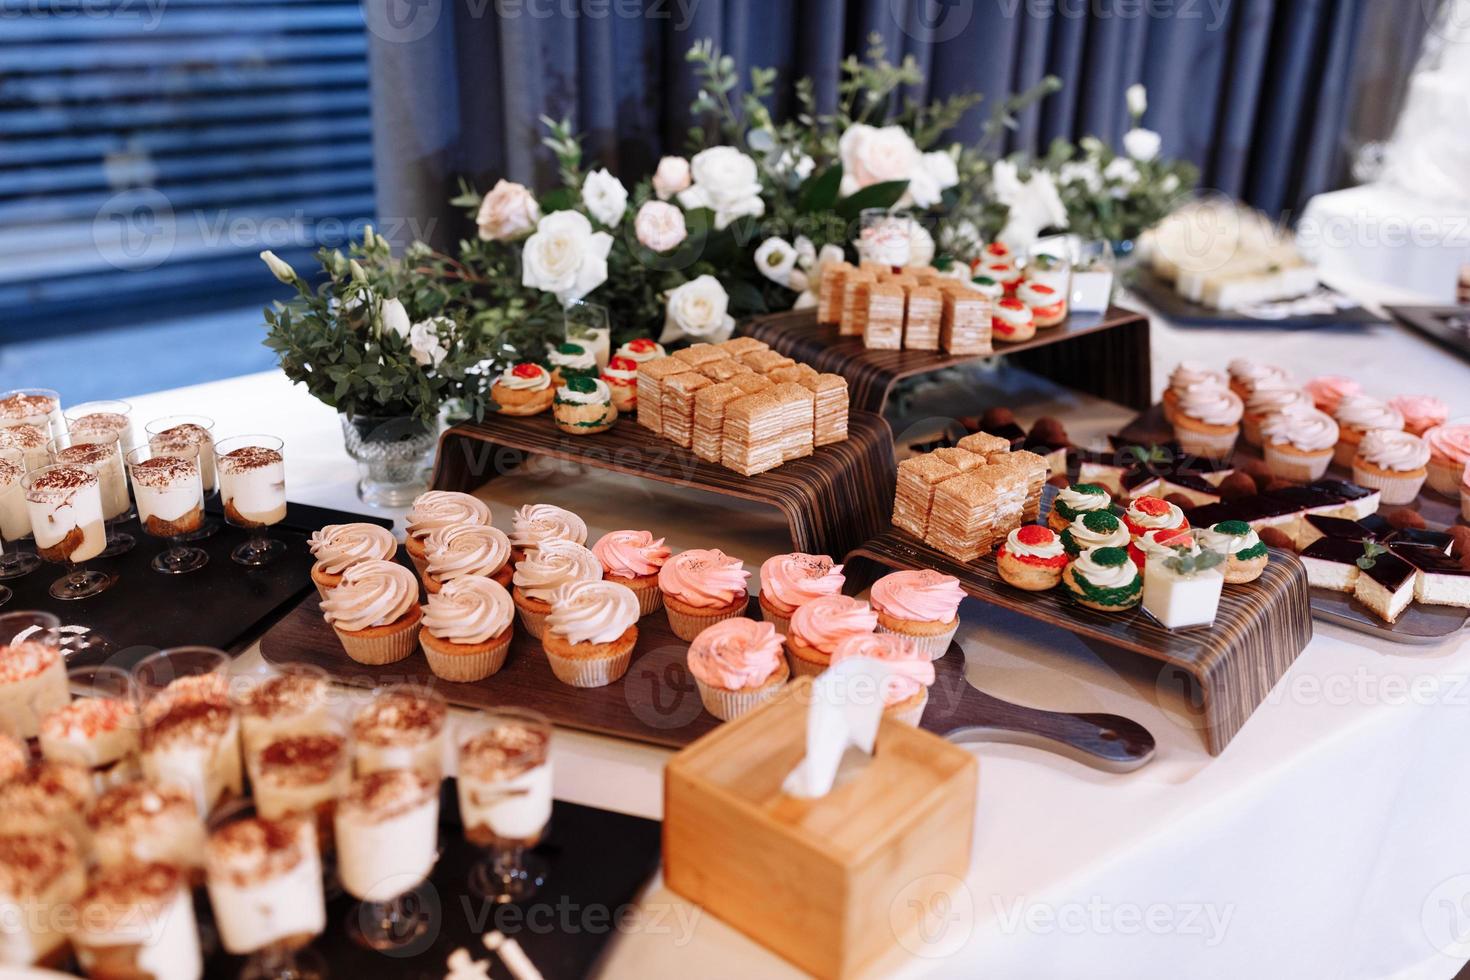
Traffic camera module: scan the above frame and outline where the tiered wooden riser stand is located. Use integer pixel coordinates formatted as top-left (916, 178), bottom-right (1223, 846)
top-left (738, 306), bottom-right (1153, 415)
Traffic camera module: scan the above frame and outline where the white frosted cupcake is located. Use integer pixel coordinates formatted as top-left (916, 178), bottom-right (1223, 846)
top-left (1227, 359), bottom-right (1292, 401)
top-left (1261, 407), bottom-right (1339, 481)
top-left (1162, 362), bottom-right (1229, 423)
top-left (422, 523), bottom-right (512, 593)
top-left (320, 560), bottom-right (422, 665)
top-left (1333, 396), bottom-right (1405, 468)
top-left (421, 576), bottom-right (515, 682)
top-left (404, 491), bottom-right (491, 577)
top-left (1171, 383), bottom-right (1243, 458)
top-left (1352, 429), bottom-right (1430, 505)
top-left (510, 538), bottom-right (601, 639)
top-left (308, 523), bottom-right (399, 600)
top-left (542, 580), bottom-right (640, 688)
top-left (508, 502), bottom-right (587, 564)
top-left (1241, 386), bottom-right (1312, 447)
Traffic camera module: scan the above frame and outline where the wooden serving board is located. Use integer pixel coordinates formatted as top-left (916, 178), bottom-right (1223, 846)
top-left (430, 408), bottom-right (897, 564)
top-left (1120, 405), bottom-right (1470, 644)
top-left (738, 305), bottom-right (1154, 414)
top-left (845, 529), bottom-right (1312, 756)
top-left (260, 590), bottom-right (1155, 771)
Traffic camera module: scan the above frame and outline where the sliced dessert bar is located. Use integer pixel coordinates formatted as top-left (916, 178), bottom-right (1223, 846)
top-left (838, 269), bottom-right (877, 337)
top-left (722, 394), bottom-right (785, 476)
top-left (636, 357), bottom-right (687, 433)
top-left (817, 261), bottom-right (855, 325)
top-left (892, 455), bottom-right (961, 539)
top-left (1298, 538), bottom-right (1364, 593)
top-left (692, 382), bottom-right (745, 463)
top-left (903, 286), bottom-right (943, 351)
top-left (719, 337), bottom-right (769, 357)
top-left (1352, 548), bottom-right (1416, 624)
top-left (1395, 545), bottom-right (1470, 607)
top-left (803, 374), bottom-right (849, 446)
top-left (661, 372), bottom-right (711, 449)
top-left (672, 343), bottom-right (729, 368)
top-left (955, 431), bottom-right (1012, 461)
top-left (771, 382), bottom-right (815, 462)
top-left (864, 283), bottom-right (905, 350)
top-left (939, 286), bottom-right (992, 355)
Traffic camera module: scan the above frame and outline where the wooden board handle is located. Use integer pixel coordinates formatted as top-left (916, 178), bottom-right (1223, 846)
top-left (944, 689), bottom-right (1156, 772)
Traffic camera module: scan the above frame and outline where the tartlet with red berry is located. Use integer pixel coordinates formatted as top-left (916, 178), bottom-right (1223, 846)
top-left (602, 355), bottom-right (640, 414)
top-left (1120, 495), bottom-right (1189, 540)
top-left (1127, 526), bottom-right (1195, 572)
top-left (996, 524), bottom-right (1068, 591)
top-left (492, 362), bottom-right (555, 416)
top-left (993, 298), bottom-right (1037, 342)
top-left (1017, 281), bottom-right (1068, 328)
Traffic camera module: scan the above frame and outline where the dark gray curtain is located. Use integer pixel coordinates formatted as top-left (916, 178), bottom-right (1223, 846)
top-left (366, 0), bottom-right (1378, 249)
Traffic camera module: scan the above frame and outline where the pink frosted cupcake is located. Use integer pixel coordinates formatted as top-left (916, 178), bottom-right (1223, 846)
top-left (308, 523), bottom-right (399, 600)
top-left (420, 576), bottom-right (515, 682)
top-left (757, 553), bottom-right (846, 635)
top-left (1388, 395), bottom-right (1448, 437)
top-left (1352, 429), bottom-right (1430, 505)
top-left (511, 539), bottom-right (602, 639)
top-left (404, 491), bottom-right (491, 577)
top-left (1461, 464), bottom-right (1470, 522)
top-left (422, 523), bottom-right (512, 593)
top-left (1261, 408), bottom-right (1339, 481)
top-left (686, 618), bottom-right (790, 721)
top-left (1161, 362), bottom-right (1228, 423)
top-left (1332, 396), bottom-right (1404, 468)
top-left (657, 549), bottom-right (750, 641)
top-left (1171, 383), bottom-right (1243, 458)
top-left (591, 530), bottom-right (671, 616)
top-left (1303, 376), bottom-right (1361, 415)
top-left (320, 560), bottom-right (423, 665)
top-left (829, 633), bottom-right (936, 727)
top-left (1241, 386), bottom-right (1312, 447)
top-left (869, 569), bottom-right (964, 660)
top-left (784, 595), bottom-right (878, 677)
top-left (1423, 424), bottom-right (1470, 497)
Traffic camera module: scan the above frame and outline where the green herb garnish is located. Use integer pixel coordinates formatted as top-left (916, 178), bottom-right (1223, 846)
top-left (1164, 547), bottom-right (1225, 577)
top-left (1356, 541), bottom-right (1388, 570)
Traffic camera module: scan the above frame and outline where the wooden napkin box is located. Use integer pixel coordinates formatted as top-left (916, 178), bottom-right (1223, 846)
top-left (663, 677), bottom-right (978, 979)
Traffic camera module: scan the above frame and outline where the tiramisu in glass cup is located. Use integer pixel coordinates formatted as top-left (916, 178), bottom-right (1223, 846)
top-left (248, 730), bottom-right (350, 851)
top-left (351, 685), bottom-right (447, 781)
top-left (335, 767), bottom-right (440, 951)
top-left (88, 780), bottom-right (207, 877)
top-left (64, 399), bottom-right (137, 456)
top-left (0, 611), bottom-right (68, 739)
top-left (126, 443), bottom-right (208, 575)
top-left (22, 461), bottom-right (111, 600)
top-left (0, 447), bottom-right (39, 582)
top-left (146, 415), bottom-right (218, 540)
top-left (457, 707), bottom-right (554, 903)
top-left (205, 807), bottom-right (327, 980)
top-left (70, 860), bottom-right (202, 980)
top-left (0, 759), bottom-right (96, 847)
top-left (48, 431), bottom-right (134, 557)
top-left (38, 664), bottom-right (140, 789)
top-left (237, 663), bottom-right (335, 757)
top-left (0, 422), bottom-right (52, 472)
top-left (215, 434), bottom-right (288, 566)
top-left (133, 647), bottom-right (242, 815)
top-left (0, 388), bottom-right (63, 438)
top-left (0, 827), bottom-right (86, 967)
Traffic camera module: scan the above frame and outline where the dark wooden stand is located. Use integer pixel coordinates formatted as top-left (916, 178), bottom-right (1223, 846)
top-left (739, 305), bottom-right (1153, 415)
top-left (845, 529), bottom-right (1312, 755)
top-left (431, 409), bottom-right (897, 562)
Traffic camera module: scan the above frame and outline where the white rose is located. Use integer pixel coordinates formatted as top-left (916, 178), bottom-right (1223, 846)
top-left (677, 147), bottom-right (766, 230)
top-left (1126, 83), bottom-right (1148, 118)
top-left (838, 124), bottom-right (923, 197)
top-left (581, 168), bottom-right (629, 227)
top-left (1123, 128), bottom-right (1161, 163)
top-left (652, 156), bottom-right (692, 201)
top-left (660, 275), bottom-right (735, 344)
top-left (921, 150), bottom-right (959, 196)
top-left (408, 317), bottom-right (452, 368)
top-left (521, 210), bottom-right (614, 305)
top-left (476, 180), bottom-right (541, 241)
top-left (634, 200), bottom-right (687, 252)
top-left (379, 297), bottom-right (411, 339)
top-left (259, 250), bottom-right (297, 284)
top-left (754, 237), bottom-right (797, 286)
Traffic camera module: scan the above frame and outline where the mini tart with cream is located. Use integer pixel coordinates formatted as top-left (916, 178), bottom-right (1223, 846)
top-left (1195, 520), bottom-right (1269, 584)
top-left (308, 523), bottom-right (399, 598)
top-left (757, 552), bottom-right (845, 632)
top-left (421, 576), bottom-right (515, 682)
top-left (686, 617), bottom-right (789, 721)
top-left (869, 569), bottom-right (964, 660)
top-left (547, 342), bottom-right (598, 384)
top-left (784, 594), bottom-right (878, 677)
top-left (601, 356), bottom-right (640, 413)
top-left (511, 538), bottom-right (602, 639)
top-left (552, 376), bottom-right (617, 435)
top-left (614, 338), bottom-right (666, 364)
top-left (1017, 281), bottom-right (1066, 327)
top-left (591, 529), bottom-right (671, 615)
top-left (979, 260), bottom-right (1022, 293)
top-left (996, 525), bottom-right (1067, 591)
top-left (1128, 526), bottom-right (1196, 573)
top-left (1063, 546), bottom-right (1143, 612)
top-left (992, 297), bottom-right (1036, 341)
top-left (968, 274), bottom-right (1004, 300)
top-left (658, 548), bottom-right (751, 641)
top-left (493, 362), bottom-right (555, 416)
top-left (541, 579), bottom-right (640, 687)
top-left (1121, 496), bottom-right (1189, 539)
top-left (320, 559), bottom-right (422, 665)
top-left (422, 522), bottom-right (512, 593)
top-left (1061, 510), bottom-right (1131, 557)
top-left (979, 242), bottom-right (1015, 266)
top-left (1049, 482), bottom-right (1112, 531)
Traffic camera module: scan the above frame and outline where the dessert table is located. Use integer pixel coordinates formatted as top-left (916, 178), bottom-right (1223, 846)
top-left (115, 276), bottom-right (1470, 980)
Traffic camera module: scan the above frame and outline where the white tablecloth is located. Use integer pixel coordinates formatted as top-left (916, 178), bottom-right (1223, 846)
top-left (115, 286), bottom-right (1470, 980)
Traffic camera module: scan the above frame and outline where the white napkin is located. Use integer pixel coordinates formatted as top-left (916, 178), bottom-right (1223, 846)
top-left (782, 657), bottom-right (898, 799)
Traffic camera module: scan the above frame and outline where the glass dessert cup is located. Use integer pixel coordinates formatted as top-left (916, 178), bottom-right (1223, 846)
top-left (858, 208), bottom-right (915, 269)
top-left (564, 299), bottom-right (612, 370)
top-left (0, 610), bottom-right (65, 739)
top-left (351, 684), bottom-right (448, 781)
top-left (134, 646), bottom-right (242, 814)
top-left (215, 434), bottom-right (288, 567)
top-left (49, 431), bottom-right (134, 558)
top-left (39, 663), bottom-right (142, 790)
top-left (21, 461), bottom-right (112, 601)
top-left (126, 444), bottom-right (208, 575)
top-left (0, 386), bottom-right (64, 436)
top-left (0, 447), bottom-right (39, 581)
top-left (457, 707), bottom-right (553, 904)
top-left (64, 399), bottom-right (137, 456)
top-left (336, 768), bottom-right (441, 953)
top-left (146, 413), bottom-right (219, 540)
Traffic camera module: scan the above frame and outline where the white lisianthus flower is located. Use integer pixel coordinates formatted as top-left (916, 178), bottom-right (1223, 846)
top-left (1059, 161), bottom-right (1103, 195)
top-left (754, 237), bottom-right (797, 287)
top-left (921, 150), bottom-right (959, 199)
top-left (790, 242), bottom-right (849, 310)
top-left (994, 166), bottom-right (1069, 251)
top-left (772, 148), bottom-right (815, 182)
top-left (634, 200), bottom-right (687, 252)
top-left (1161, 173), bottom-right (1181, 194)
top-left (260, 250), bottom-right (297, 284)
top-left (1126, 83), bottom-right (1148, 119)
top-left (660, 275), bottom-right (735, 344)
top-left (378, 297), bottom-right (411, 339)
top-left (906, 223), bottom-right (936, 268)
top-left (1123, 128), bottom-right (1162, 163)
top-left (521, 210), bottom-right (614, 305)
top-left (838, 124), bottom-right (923, 197)
top-left (1105, 156), bottom-right (1142, 192)
top-left (476, 180), bottom-right (541, 241)
top-left (677, 147), bottom-right (766, 230)
top-left (581, 168), bottom-right (629, 227)
top-left (652, 156), bottom-right (692, 201)
top-left (408, 317), bottom-right (452, 368)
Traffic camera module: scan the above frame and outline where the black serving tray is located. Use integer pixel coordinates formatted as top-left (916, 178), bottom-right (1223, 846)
top-left (4, 501), bottom-right (390, 660)
top-left (1130, 270), bottom-right (1386, 329)
top-left (1388, 305), bottom-right (1470, 363)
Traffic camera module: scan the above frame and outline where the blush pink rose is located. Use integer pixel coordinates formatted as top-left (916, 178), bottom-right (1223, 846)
top-left (652, 156), bottom-right (692, 201)
top-left (476, 179), bottom-right (541, 241)
top-left (634, 200), bottom-right (687, 253)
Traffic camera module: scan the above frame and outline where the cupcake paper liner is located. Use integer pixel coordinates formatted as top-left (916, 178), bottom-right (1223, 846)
top-left (334, 621), bottom-right (420, 666)
top-left (1172, 424), bottom-right (1239, 458)
top-left (625, 580), bottom-right (664, 617)
top-left (664, 603), bottom-right (744, 642)
top-left (1427, 460), bottom-right (1465, 498)
top-left (1350, 465), bottom-right (1427, 506)
top-left (421, 633), bottom-right (512, 683)
top-left (757, 600), bottom-right (793, 638)
top-left (1240, 416), bottom-right (1266, 447)
top-left (543, 645), bottom-right (633, 688)
top-left (1331, 440), bottom-right (1359, 469)
top-left (1263, 444), bottom-right (1332, 482)
top-left (695, 665), bottom-right (789, 722)
top-left (515, 603), bottom-right (551, 640)
top-left (786, 649), bottom-right (830, 679)
top-left (886, 689), bottom-right (930, 727)
top-left (406, 539), bottom-right (429, 579)
top-left (1461, 493), bottom-right (1470, 523)
top-left (876, 621), bottom-right (960, 661)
